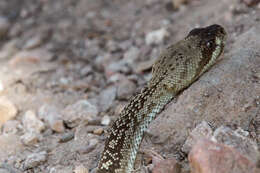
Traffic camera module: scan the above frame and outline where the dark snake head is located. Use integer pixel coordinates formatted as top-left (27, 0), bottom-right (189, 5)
top-left (185, 24), bottom-right (227, 77)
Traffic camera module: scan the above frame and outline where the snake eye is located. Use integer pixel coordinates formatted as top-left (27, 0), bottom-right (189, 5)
top-left (206, 40), bottom-right (214, 49)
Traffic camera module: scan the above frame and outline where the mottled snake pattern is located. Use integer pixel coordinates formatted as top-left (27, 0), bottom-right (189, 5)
top-left (97, 24), bottom-right (227, 173)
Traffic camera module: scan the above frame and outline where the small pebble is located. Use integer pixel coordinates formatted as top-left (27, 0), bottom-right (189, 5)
top-left (117, 79), bottom-right (137, 100)
top-left (101, 115), bottom-right (111, 126)
top-left (23, 151), bottom-right (47, 169)
top-left (145, 28), bottom-right (169, 45)
top-left (98, 87), bottom-right (117, 112)
top-left (20, 132), bottom-right (39, 145)
top-left (93, 127), bottom-right (103, 135)
top-left (24, 36), bottom-right (44, 49)
top-left (59, 132), bottom-right (74, 143)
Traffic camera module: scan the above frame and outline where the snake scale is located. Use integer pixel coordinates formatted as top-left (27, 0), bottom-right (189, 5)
top-left (97, 24), bottom-right (227, 173)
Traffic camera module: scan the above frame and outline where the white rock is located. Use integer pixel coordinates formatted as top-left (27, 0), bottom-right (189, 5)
top-left (63, 100), bottom-right (99, 128)
top-left (101, 115), bottom-right (111, 126)
top-left (145, 28), bottom-right (169, 45)
top-left (38, 105), bottom-right (65, 133)
top-left (23, 110), bottom-right (45, 133)
top-left (20, 132), bottom-right (39, 145)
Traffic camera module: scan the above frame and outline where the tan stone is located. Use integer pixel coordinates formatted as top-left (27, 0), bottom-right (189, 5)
top-left (93, 127), bottom-right (103, 135)
top-left (189, 139), bottom-right (258, 173)
top-left (0, 96), bottom-right (17, 127)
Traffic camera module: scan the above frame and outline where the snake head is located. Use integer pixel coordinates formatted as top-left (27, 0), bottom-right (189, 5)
top-left (185, 24), bottom-right (227, 77)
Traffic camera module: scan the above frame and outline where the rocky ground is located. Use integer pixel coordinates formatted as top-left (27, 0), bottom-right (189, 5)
top-left (0, 0), bottom-right (259, 173)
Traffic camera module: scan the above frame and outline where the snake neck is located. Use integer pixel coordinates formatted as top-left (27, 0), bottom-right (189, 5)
top-left (97, 84), bottom-right (174, 173)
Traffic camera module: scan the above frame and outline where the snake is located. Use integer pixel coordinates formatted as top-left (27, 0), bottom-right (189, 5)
top-left (96, 24), bottom-right (227, 173)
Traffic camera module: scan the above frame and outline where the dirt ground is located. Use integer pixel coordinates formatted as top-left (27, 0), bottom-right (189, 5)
top-left (0, 0), bottom-right (259, 173)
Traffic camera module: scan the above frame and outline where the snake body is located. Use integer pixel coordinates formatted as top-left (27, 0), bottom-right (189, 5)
top-left (97, 24), bottom-right (227, 173)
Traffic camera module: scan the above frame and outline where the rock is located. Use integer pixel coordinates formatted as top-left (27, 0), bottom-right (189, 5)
top-left (106, 40), bottom-right (120, 52)
top-left (242, 0), bottom-right (260, 6)
top-left (50, 166), bottom-right (73, 173)
top-left (0, 163), bottom-right (22, 173)
top-left (22, 110), bottom-right (45, 133)
top-left (152, 158), bottom-right (181, 173)
top-left (9, 48), bottom-right (54, 67)
top-left (0, 39), bottom-right (18, 59)
top-left (3, 120), bottom-right (20, 134)
top-left (212, 126), bottom-right (259, 164)
top-left (182, 121), bottom-right (213, 153)
top-left (145, 28), bottom-right (169, 45)
top-left (101, 115), bottom-right (111, 126)
top-left (93, 127), bottom-right (103, 135)
top-left (0, 96), bottom-right (18, 128)
top-left (89, 138), bottom-right (99, 146)
top-left (80, 66), bottom-right (93, 76)
top-left (172, 0), bottom-right (188, 9)
top-left (0, 134), bottom-right (23, 161)
top-left (9, 23), bottom-right (22, 37)
top-left (59, 132), bottom-right (74, 143)
top-left (24, 35), bottom-right (44, 49)
top-left (107, 73), bottom-right (126, 83)
top-left (118, 40), bottom-right (132, 51)
top-left (117, 79), bottom-right (137, 99)
top-left (38, 105), bottom-right (65, 133)
top-left (23, 151), bottom-right (47, 169)
top-left (189, 139), bottom-right (258, 173)
top-left (20, 132), bottom-right (39, 145)
top-left (106, 60), bottom-right (131, 75)
top-left (123, 46), bottom-right (140, 65)
top-left (77, 138), bottom-right (99, 154)
top-left (74, 165), bottom-right (89, 173)
top-left (84, 39), bottom-right (100, 58)
top-left (0, 16), bottom-right (10, 38)
top-left (98, 86), bottom-right (117, 112)
top-left (63, 100), bottom-right (99, 128)
top-left (50, 119), bottom-right (64, 133)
